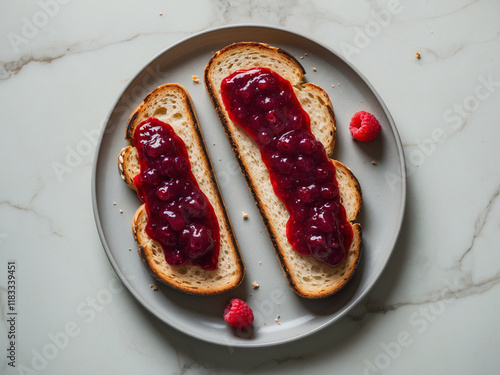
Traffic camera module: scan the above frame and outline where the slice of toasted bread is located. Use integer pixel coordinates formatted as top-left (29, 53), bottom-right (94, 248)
top-left (118, 83), bottom-right (244, 295)
top-left (204, 42), bottom-right (362, 298)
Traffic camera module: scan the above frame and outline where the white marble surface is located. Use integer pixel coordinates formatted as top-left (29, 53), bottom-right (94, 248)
top-left (1, 0), bottom-right (500, 374)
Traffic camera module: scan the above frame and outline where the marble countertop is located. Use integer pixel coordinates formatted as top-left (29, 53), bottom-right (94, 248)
top-left (1, 0), bottom-right (500, 374)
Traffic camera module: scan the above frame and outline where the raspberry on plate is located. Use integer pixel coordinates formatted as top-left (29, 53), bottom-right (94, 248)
top-left (349, 111), bottom-right (381, 142)
top-left (223, 298), bottom-right (254, 328)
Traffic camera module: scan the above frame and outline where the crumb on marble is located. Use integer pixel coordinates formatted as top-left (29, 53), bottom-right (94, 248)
top-left (149, 284), bottom-right (158, 291)
top-left (416, 51), bottom-right (421, 59)
top-left (113, 202), bottom-right (116, 205)
top-left (371, 160), bottom-right (377, 165)
top-left (191, 75), bottom-right (200, 83)
top-left (242, 211), bottom-right (249, 220)
top-left (119, 209), bottom-right (123, 214)
top-left (312, 67), bottom-right (317, 72)
top-left (252, 281), bottom-right (260, 289)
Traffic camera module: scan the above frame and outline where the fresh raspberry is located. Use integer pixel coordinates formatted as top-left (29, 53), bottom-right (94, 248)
top-left (349, 111), bottom-right (381, 142)
top-left (223, 298), bottom-right (254, 328)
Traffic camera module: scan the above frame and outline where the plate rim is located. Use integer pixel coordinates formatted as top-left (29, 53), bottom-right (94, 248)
top-left (91, 23), bottom-right (407, 347)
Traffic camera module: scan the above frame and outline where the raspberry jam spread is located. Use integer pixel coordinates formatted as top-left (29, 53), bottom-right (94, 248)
top-left (133, 118), bottom-right (220, 270)
top-left (221, 67), bottom-right (353, 267)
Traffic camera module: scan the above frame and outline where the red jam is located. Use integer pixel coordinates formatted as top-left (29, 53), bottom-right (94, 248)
top-left (133, 118), bottom-right (220, 270)
top-left (221, 67), bottom-right (353, 267)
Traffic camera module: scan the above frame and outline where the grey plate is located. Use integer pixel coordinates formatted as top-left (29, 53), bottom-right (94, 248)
top-left (92, 25), bottom-right (406, 347)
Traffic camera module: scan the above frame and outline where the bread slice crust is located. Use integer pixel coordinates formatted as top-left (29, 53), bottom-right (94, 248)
top-left (204, 42), bottom-right (362, 298)
top-left (119, 83), bottom-right (244, 295)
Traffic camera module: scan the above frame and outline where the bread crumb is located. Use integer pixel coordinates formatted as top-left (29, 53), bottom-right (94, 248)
top-left (300, 56), bottom-right (303, 59)
top-left (337, 82), bottom-right (340, 86)
top-left (304, 53), bottom-right (308, 56)
top-left (416, 52), bottom-right (421, 59)
top-left (252, 281), bottom-right (260, 289)
top-left (259, 261), bottom-right (262, 265)
top-left (149, 284), bottom-right (158, 291)
top-left (191, 75), bottom-right (200, 83)
top-left (159, 13), bottom-right (163, 16)
top-left (242, 211), bottom-right (249, 220)
top-left (119, 209), bottom-right (123, 214)
top-left (371, 160), bottom-right (377, 165)
top-left (113, 202), bottom-right (116, 205)
top-left (312, 67), bottom-right (317, 72)
top-left (128, 248), bottom-right (132, 251)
